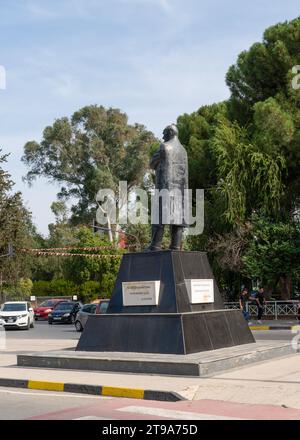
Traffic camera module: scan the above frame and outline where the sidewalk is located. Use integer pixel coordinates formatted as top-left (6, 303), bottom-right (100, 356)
top-left (1, 350), bottom-right (300, 407)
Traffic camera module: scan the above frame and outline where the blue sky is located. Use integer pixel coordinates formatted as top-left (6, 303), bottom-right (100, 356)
top-left (0, 0), bottom-right (299, 235)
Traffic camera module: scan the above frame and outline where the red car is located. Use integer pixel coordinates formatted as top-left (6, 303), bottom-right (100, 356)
top-left (34, 299), bottom-right (66, 320)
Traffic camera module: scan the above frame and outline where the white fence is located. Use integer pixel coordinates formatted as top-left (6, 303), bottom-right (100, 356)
top-left (224, 301), bottom-right (299, 319)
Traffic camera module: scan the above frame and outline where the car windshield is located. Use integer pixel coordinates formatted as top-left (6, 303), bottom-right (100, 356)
top-left (55, 303), bottom-right (74, 311)
top-left (99, 302), bottom-right (109, 312)
top-left (40, 300), bottom-right (55, 307)
top-left (2, 303), bottom-right (26, 312)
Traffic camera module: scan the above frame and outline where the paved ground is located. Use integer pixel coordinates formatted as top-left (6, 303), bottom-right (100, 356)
top-left (2, 387), bottom-right (300, 420)
top-left (255, 330), bottom-right (296, 341)
top-left (0, 320), bottom-right (299, 419)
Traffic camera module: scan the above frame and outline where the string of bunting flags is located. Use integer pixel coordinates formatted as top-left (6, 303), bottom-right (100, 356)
top-left (20, 245), bottom-right (138, 251)
top-left (18, 247), bottom-right (124, 259)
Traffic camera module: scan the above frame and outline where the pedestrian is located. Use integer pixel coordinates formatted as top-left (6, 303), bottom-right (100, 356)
top-left (239, 287), bottom-right (251, 324)
top-left (256, 286), bottom-right (266, 324)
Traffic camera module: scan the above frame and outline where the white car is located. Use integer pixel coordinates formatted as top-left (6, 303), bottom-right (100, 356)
top-left (0, 302), bottom-right (34, 330)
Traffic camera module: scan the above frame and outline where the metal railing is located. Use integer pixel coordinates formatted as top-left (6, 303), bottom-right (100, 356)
top-left (224, 301), bottom-right (299, 319)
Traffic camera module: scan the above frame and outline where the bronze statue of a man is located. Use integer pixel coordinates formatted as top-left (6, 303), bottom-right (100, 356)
top-left (147, 124), bottom-right (188, 251)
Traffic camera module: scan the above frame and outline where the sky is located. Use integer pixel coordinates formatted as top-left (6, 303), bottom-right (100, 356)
top-left (0, 0), bottom-right (299, 235)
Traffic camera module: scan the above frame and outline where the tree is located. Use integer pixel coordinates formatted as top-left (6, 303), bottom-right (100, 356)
top-left (177, 17), bottom-right (300, 299)
top-left (226, 17), bottom-right (300, 123)
top-left (63, 227), bottom-right (123, 293)
top-left (19, 278), bottom-right (33, 298)
top-left (226, 17), bottom-right (300, 216)
top-left (30, 202), bottom-right (77, 282)
top-left (211, 117), bottom-right (286, 224)
top-left (32, 279), bottom-right (77, 297)
top-left (0, 150), bottom-right (36, 299)
top-left (242, 216), bottom-right (300, 299)
top-left (22, 106), bottom-right (158, 228)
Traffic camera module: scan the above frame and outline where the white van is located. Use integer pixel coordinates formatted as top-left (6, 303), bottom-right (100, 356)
top-left (0, 302), bottom-right (34, 330)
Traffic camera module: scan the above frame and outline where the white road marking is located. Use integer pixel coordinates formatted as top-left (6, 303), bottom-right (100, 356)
top-left (74, 416), bottom-right (114, 420)
top-left (0, 388), bottom-right (111, 399)
top-left (118, 406), bottom-right (243, 420)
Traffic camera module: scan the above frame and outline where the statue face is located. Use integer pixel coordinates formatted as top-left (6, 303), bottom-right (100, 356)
top-left (163, 128), bottom-right (173, 142)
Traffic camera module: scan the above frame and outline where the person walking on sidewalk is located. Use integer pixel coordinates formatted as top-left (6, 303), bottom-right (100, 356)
top-left (239, 287), bottom-right (256, 324)
top-left (256, 286), bottom-right (266, 324)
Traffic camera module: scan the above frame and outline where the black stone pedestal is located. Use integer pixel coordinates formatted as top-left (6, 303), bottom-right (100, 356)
top-left (77, 251), bottom-right (254, 354)
top-left (76, 309), bottom-right (254, 354)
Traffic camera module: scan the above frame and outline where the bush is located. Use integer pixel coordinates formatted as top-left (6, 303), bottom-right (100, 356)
top-left (32, 274), bottom-right (117, 304)
top-left (32, 279), bottom-right (77, 297)
top-left (79, 281), bottom-right (101, 303)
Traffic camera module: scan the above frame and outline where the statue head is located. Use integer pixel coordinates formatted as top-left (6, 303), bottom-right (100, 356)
top-left (163, 124), bottom-right (178, 142)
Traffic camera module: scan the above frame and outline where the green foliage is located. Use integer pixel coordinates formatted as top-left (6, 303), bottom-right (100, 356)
top-left (19, 278), bottom-right (33, 297)
top-left (64, 227), bottom-right (123, 286)
top-left (32, 279), bottom-right (77, 297)
top-left (212, 118), bottom-right (286, 224)
top-left (242, 216), bottom-right (300, 298)
top-left (79, 281), bottom-right (101, 303)
top-left (22, 106), bottom-right (157, 224)
top-left (226, 17), bottom-right (300, 216)
top-left (177, 103), bottom-right (227, 192)
top-left (123, 223), bottom-right (151, 250)
top-left (226, 17), bottom-right (300, 123)
top-left (253, 98), bottom-right (295, 153)
top-left (99, 273), bottom-right (116, 299)
top-left (242, 217), bottom-right (300, 281)
top-left (0, 150), bottom-right (37, 299)
top-left (177, 17), bottom-right (300, 298)
top-left (32, 279), bottom-right (111, 304)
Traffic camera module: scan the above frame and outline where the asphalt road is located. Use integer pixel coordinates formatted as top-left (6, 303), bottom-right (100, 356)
top-left (4, 319), bottom-right (81, 340)
top-left (4, 319), bottom-right (295, 342)
top-left (0, 387), bottom-right (111, 420)
top-left (254, 330), bottom-right (295, 341)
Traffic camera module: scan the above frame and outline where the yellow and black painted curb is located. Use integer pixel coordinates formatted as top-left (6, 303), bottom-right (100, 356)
top-left (0, 378), bottom-right (184, 402)
top-left (249, 325), bottom-right (300, 331)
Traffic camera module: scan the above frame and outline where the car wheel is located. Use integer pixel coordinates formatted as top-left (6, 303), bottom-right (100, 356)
top-left (30, 320), bottom-right (34, 328)
top-left (48, 319), bottom-right (53, 325)
top-left (25, 319), bottom-right (30, 330)
top-left (34, 317), bottom-right (38, 321)
top-left (75, 320), bottom-right (83, 332)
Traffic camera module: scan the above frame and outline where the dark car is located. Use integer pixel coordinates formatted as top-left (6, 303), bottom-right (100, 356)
top-left (48, 301), bottom-right (82, 324)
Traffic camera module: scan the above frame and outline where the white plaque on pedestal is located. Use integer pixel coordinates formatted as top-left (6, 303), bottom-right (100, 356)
top-left (185, 279), bottom-right (214, 304)
top-left (122, 281), bottom-right (160, 306)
